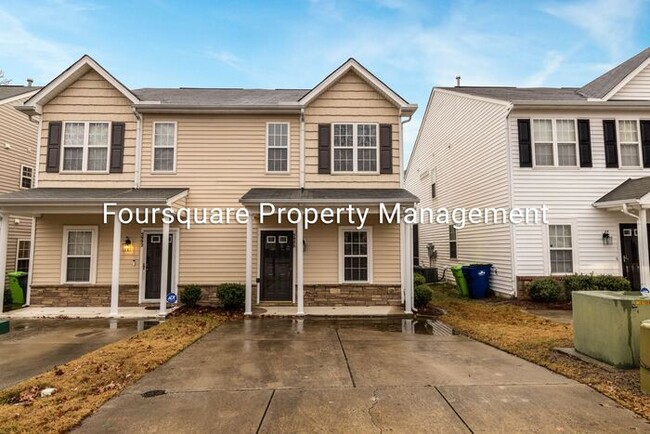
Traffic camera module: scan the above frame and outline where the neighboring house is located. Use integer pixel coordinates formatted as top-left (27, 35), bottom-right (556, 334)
top-left (0, 55), bottom-right (418, 315)
top-left (0, 84), bottom-right (40, 303)
top-left (406, 47), bottom-right (650, 297)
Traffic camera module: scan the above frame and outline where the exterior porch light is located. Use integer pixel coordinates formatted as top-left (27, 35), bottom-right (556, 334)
top-left (122, 236), bottom-right (134, 254)
top-left (602, 231), bottom-right (612, 246)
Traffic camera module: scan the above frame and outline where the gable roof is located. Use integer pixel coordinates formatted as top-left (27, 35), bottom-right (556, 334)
top-left (593, 177), bottom-right (650, 206)
top-left (439, 86), bottom-right (585, 103)
top-left (0, 85), bottom-right (41, 103)
top-left (132, 88), bottom-right (307, 107)
top-left (578, 48), bottom-right (650, 100)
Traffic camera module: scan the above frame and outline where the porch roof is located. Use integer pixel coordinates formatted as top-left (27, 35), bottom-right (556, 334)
top-left (240, 188), bottom-right (419, 206)
top-left (593, 177), bottom-right (650, 208)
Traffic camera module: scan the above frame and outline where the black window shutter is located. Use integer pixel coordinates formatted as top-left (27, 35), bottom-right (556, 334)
top-left (577, 119), bottom-right (592, 167)
top-left (517, 119), bottom-right (532, 167)
top-left (110, 122), bottom-right (125, 173)
top-left (318, 124), bottom-right (331, 174)
top-left (640, 120), bottom-right (650, 168)
top-left (46, 121), bottom-right (62, 173)
top-left (603, 120), bottom-right (619, 168)
top-left (379, 124), bottom-right (392, 174)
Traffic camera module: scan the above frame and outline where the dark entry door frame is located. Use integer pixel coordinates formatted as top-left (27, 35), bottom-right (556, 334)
top-left (619, 223), bottom-right (650, 291)
top-left (259, 229), bottom-right (295, 303)
top-left (140, 228), bottom-right (180, 303)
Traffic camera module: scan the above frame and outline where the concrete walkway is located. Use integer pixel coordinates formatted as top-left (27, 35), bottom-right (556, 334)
top-left (0, 306), bottom-right (171, 319)
top-left (77, 318), bottom-right (649, 433)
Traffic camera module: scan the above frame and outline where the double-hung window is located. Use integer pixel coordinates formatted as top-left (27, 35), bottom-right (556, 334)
top-left (62, 122), bottom-right (110, 172)
top-left (267, 123), bottom-right (289, 172)
top-left (549, 224), bottom-right (573, 274)
top-left (62, 227), bottom-right (97, 283)
top-left (618, 120), bottom-right (641, 167)
top-left (15, 240), bottom-right (30, 273)
top-left (449, 226), bottom-right (457, 259)
top-left (153, 122), bottom-right (176, 172)
top-left (332, 123), bottom-right (378, 173)
top-left (20, 165), bottom-right (33, 189)
top-left (340, 228), bottom-right (372, 282)
top-left (532, 119), bottom-right (577, 167)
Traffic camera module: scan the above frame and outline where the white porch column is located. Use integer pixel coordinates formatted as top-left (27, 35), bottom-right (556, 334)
top-left (404, 222), bottom-right (413, 314)
top-left (296, 222), bottom-right (304, 316)
top-left (110, 216), bottom-right (121, 317)
top-left (0, 214), bottom-right (8, 314)
top-left (159, 222), bottom-right (170, 316)
top-left (245, 215), bottom-right (253, 316)
top-left (399, 221), bottom-right (406, 304)
top-left (639, 209), bottom-right (650, 291)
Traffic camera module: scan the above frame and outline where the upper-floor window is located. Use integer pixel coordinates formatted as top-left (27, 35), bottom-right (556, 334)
top-left (332, 123), bottom-right (378, 173)
top-left (532, 119), bottom-right (577, 167)
top-left (62, 122), bottom-right (110, 172)
top-left (153, 122), bottom-right (176, 172)
top-left (618, 120), bottom-right (641, 167)
top-left (20, 165), bottom-right (33, 189)
top-left (267, 122), bottom-right (289, 172)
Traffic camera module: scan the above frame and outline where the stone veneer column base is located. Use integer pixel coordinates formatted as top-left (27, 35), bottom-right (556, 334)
top-left (29, 285), bottom-right (140, 307)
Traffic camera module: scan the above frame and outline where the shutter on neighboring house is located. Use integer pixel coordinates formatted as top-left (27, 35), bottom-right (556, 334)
top-left (603, 120), bottom-right (619, 168)
top-left (640, 120), bottom-right (650, 168)
top-left (517, 119), bottom-right (532, 167)
top-left (577, 119), bottom-right (592, 167)
top-left (379, 124), bottom-right (393, 174)
top-left (110, 122), bottom-right (125, 173)
top-left (46, 121), bottom-right (62, 173)
top-left (318, 124), bottom-right (331, 174)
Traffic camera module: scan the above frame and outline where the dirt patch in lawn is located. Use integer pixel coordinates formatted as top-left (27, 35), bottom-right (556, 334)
top-left (429, 284), bottom-right (650, 421)
top-left (0, 308), bottom-right (235, 433)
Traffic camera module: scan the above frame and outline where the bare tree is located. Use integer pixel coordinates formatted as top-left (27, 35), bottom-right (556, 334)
top-left (0, 70), bottom-right (11, 85)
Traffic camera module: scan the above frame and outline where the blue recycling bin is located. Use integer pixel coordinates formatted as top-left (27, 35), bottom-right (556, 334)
top-left (461, 264), bottom-right (492, 299)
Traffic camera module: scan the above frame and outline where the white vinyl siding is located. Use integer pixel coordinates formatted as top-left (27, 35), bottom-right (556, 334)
top-left (611, 65), bottom-right (650, 100)
top-left (532, 119), bottom-right (577, 167)
top-left (618, 120), bottom-right (641, 167)
top-left (332, 123), bottom-right (378, 173)
top-left (62, 226), bottom-right (98, 284)
top-left (61, 122), bottom-right (110, 172)
top-left (266, 122), bottom-right (289, 173)
top-left (153, 122), bottom-right (176, 172)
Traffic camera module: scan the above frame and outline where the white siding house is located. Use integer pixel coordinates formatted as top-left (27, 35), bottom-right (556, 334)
top-left (406, 47), bottom-right (650, 296)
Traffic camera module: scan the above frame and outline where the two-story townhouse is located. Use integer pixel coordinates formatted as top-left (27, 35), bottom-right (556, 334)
top-left (406, 47), bottom-right (650, 296)
top-left (0, 55), bottom-right (418, 316)
top-left (0, 84), bottom-right (40, 308)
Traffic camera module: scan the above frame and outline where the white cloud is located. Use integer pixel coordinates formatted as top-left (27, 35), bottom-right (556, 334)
top-left (206, 49), bottom-right (244, 70)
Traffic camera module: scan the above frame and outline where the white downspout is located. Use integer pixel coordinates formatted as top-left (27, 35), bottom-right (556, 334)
top-left (299, 108), bottom-right (305, 189)
top-left (132, 107), bottom-right (143, 189)
top-left (399, 110), bottom-right (413, 310)
top-left (34, 117), bottom-right (42, 188)
top-left (0, 214), bottom-right (7, 314)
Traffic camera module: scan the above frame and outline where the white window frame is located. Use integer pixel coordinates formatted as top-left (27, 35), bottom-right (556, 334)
top-left (61, 226), bottom-right (98, 284)
top-left (449, 225), bottom-right (457, 259)
top-left (61, 121), bottom-right (111, 173)
top-left (616, 118), bottom-right (642, 168)
top-left (15, 239), bottom-right (30, 272)
top-left (151, 121), bottom-right (177, 173)
top-left (548, 223), bottom-right (575, 275)
top-left (265, 122), bottom-right (290, 174)
top-left (331, 123), bottom-right (380, 174)
top-left (338, 226), bottom-right (373, 284)
top-left (531, 118), bottom-right (579, 168)
top-left (19, 165), bottom-right (33, 189)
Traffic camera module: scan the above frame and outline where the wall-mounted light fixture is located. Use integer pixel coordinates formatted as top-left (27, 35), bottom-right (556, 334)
top-left (602, 230), bottom-right (612, 246)
top-left (122, 236), bottom-right (134, 254)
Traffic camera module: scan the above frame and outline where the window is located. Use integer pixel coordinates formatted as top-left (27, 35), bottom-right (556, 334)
top-left (332, 123), bottom-right (378, 173)
top-left (618, 120), bottom-right (641, 167)
top-left (549, 225), bottom-right (573, 274)
top-left (20, 165), bottom-right (33, 189)
top-left (62, 227), bottom-right (97, 283)
top-left (267, 123), bottom-right (289, 172)
top-left (340, 228), bottom-right (372, 282)
top-left (449, 226), bottom-right (457, 259)
top-left (62, 122), bottom-right (110, 172)
top-left (153, 122), bottom-right (176, 172)
top-left (532, 119), bottom-right (577, 167)
top-left (15, 239), bottom-right (30, 273)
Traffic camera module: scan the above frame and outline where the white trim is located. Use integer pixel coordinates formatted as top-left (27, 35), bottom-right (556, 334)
top-left (601, 56), bottom-right (650, 101)
top-left (26, 218), bottom-right (36, 305)
top-left (257, 227), bottom-right (296, 303)
top-left (449, 225), bottom-right (458, 259)
top-left (34, 118), bottom-right (42, 188)
top-left (547, 222), bottom-right (578, 276)
top-left (531, 118), bottom-right (579, 168)
top-left (299, 109), bottom-right (305, 188)
top-left (139, 228), bottom-right (180, 303)
top-left (265, 121), bottom-right (291, 174)
top-left (0, 89), bottom-right (39, 106)
top-left (0, 214), bottom-right (7, 314)
top-left (331, 123), bottom-right (380, 174)
top-left (60, 121), bottom-right (111, 173)
top-left (19, 164), bottom-right (34, 189)
top-left (151, 121), bottom-right (178, 174)
top-left (61, 226), bottom-right (98, 285)
top-left (338, 226), bottom-right (373, 284)
top-left (15, 238), bottom-right (30, 272)
top-left (616, 118), bottom-right (643, 168)
top-left (133, 108), bottom-right (143, 188)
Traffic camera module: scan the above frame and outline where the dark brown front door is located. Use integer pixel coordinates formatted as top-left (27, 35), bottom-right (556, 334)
top-left (261, 231), bottom-right (293, 301)
top-left (619, 223), bottom-right (650, 291)
top-left (145, 233), bottom-right (174, 300)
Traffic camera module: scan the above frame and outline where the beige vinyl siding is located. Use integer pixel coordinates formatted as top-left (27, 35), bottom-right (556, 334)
top-left (38, 70), bottom-right (136, 187)
top-left (611, 65), bottom-right (650, 100)
top-left (405, 90), bottom-right (514, 295)
top-left (304, 70), bottom-right (401, 188)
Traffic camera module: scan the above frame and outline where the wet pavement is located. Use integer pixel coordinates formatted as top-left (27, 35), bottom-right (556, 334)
top-left (0, 318), bottom-right (158, 389)
top-left (77, 318), bottom-right (649, 433)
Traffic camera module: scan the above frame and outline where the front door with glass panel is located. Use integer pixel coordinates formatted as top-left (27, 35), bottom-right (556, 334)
top-left (144, 233), bottom-right (174, 300)
top-left (261, 231), bottom-right (293, 301)
top-left (619, 224), bottom-right (650, 291)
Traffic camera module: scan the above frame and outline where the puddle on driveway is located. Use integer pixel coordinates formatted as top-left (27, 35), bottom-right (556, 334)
top-left (310, 318), bottom-right (456, 336)
top-left (2, 318), bottom-right (162, 339)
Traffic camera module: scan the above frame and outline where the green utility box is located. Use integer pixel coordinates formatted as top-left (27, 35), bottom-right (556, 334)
top-left (641, 320), bottom-right (650, 394)
top-left (7, 271), bottom-right (27, 305)
top-left (451, 265), bottom-right (469, 297)
top-left (0, 320), bottom-right (9, 334)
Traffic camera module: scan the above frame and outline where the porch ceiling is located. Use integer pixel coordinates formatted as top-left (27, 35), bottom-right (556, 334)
top-left (240, 188), bottom-right (419, 206)
top-left (593, 177), bottom-right (650, 209)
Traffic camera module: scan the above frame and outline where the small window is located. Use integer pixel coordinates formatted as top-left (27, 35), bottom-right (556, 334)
top-left (341, 229), bottom-right (371, 282)
top-left (153, 122), bottom-right (176, 172)
top-left (267, 123), bottom-right (289, 172)
top-left (431, 168), bottom-right (436, 198)
top-left (618, 120), bottom-right (641, 167)
top-left (20, 165), bottom-right (33, 189)
top-left (63, 227), bottom-right (97, 283)
top-left (15, 239), bottom-right (30, 273)
top-left (332, 123), bottom-right (378, 173)
top-left (549, 225), bottom-right (573, 274)
top-left (532, 119), bottom-right (578, 167)
top-left (449, 226), bottom-right (457, 259)
top-left (62, 122), bottom-right (110, 172)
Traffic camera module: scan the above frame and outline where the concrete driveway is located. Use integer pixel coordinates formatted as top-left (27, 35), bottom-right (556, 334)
top-left (78, 318), bottom-right (649, 433)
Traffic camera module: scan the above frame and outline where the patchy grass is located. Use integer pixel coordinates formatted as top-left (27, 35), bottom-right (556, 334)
top-left (429, 284), bottom-right (650, 421)
top-left (0, 309), bottom-right (231, 433)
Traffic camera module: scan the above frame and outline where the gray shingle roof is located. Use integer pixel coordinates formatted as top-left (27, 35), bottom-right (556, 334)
top-left (0, 85), bottom-right (41, 101)
top-left (594, 177), bottom-right (650, 204)
top-left (0, 188), bottom-right (188, 205)
top-left (133, 88), bottom-right (308, 106)
top-left (579, 48), bottom-right (650, 99)
top-left (440, 86), bottom-right (585, 102)
top-left (241, 188), bottom-right (419, 204)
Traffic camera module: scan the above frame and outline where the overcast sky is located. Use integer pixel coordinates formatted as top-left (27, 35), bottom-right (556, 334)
top-left (1, 0), bottom-right (648, 158)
